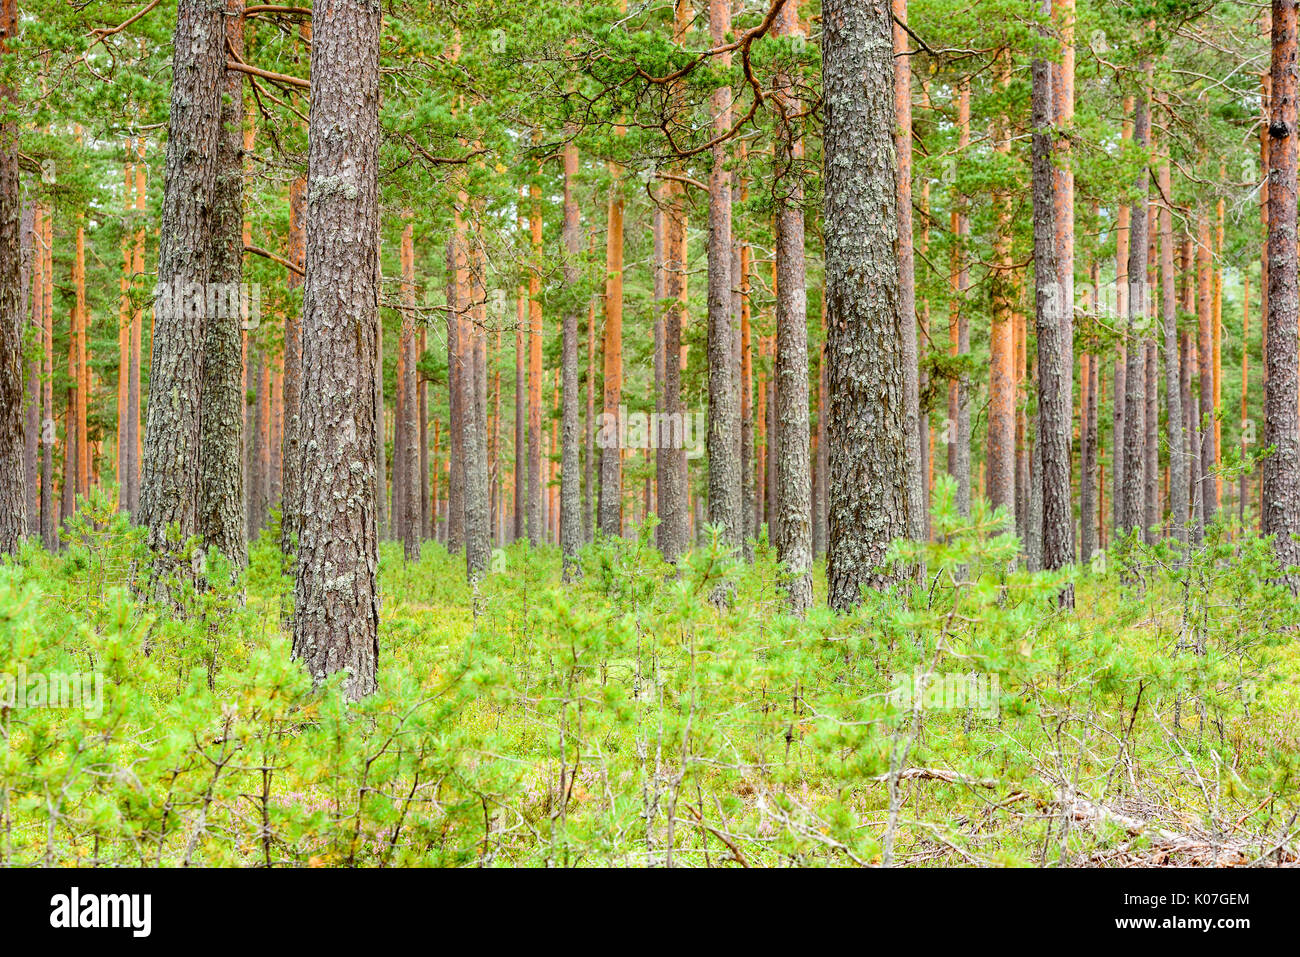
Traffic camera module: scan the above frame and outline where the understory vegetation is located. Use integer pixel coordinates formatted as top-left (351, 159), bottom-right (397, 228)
top-left (2, 482), bottom-right (1298, 868)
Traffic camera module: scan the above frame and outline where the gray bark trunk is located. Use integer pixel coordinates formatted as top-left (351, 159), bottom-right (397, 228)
top-left (201, 0), bottom-right (248, 574)
top-left (823, 0), bottom-right (912, 609)
top-left (560, 143), bottom-right (582, 579)
top-left (1031, 34), bottom-right (1072, 589)
top-left (141, 0), bottom-right (224, 595)
top-left (1265, 0), bottom-right (1300, 584)
top-left (292, 0), bottom-right (381, 699)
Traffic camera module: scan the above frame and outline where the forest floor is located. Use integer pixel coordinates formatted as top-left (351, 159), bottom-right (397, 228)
top-left (2, 484), bottom-right (1299, 867)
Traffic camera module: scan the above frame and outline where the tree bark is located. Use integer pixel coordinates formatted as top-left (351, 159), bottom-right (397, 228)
top-left (1159, 141), bottom-right (1187, 541)
top-left (200, 0), bottom-right (248, 574)
top-left (0, 0), bottom-right (24, 552)
top-left (948, 80), bottom-right (971, 517)
top-left (141, 0), bottom-right (224, 596)
top-left (706, 0), bottom-right (741, 548)
top-left (463, 232), bottom-right (490, 579)
top-left (1265, 0), bottom-right (1300, 585)
top-left (1031, 10), bottom-right (1072, 592)
top-left (291, 0), bottom-right (381, 699)
top-left (988, 49), bottom-right (1016, 524)
top-left (598, 160), bottom-right (624, 537)
top-left (657, 1), bottom-right (691, 561)
top-left (824, 0), bottom-right (911, 609)
top-left (1121, 87), bottom-right (1150, 536)
top-left (398, 210), bottom-right (420, 560)
top-left (528, 181), bottom-right (544, 546)
top-left (893, 0), bottom-right (923, 542)
top-left (560, 141), bottom-right (582, 578)
top-left (772, 0), bottom-right (812, 610)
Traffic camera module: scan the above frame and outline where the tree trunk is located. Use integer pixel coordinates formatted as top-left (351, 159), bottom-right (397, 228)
top-left (560, 142), bottom-right (582, 578)
top-left (23, 200), bottom-right (37, 535)
top-left (398, 210), bottom-right (420, 560)
top-left (1159, 141), bottom-right (1188, 541)
top-left (948, 80), bottom-right (971, 517)
top-left (281, 153), bottom-right (307, 555)
top-left (1031, 13), bottom-right (1072, 592)
top-left (0, 0), bottom-right (24, 552)
top-left (292, 0), bottom-right (381, 700)
top-left (514, 265), bottom-right (526, 542)
top-left (701, 0), bottom-right (741, 551)
top-left (893, 0), bottom-right (923, 542)
top-left (528, 182), bottom-right (544, 546)
top-left (824, 0), bottom-right (911, 609)
top-left (200, 0), bottom-right (248, 574)
top-left (463, 232), bottom-right (490, 579)
top-left (141, 0), bottom-right (224, 597)
top-left (40, 202), bottom-right (54, 549)
top-left (656, 1), bottom-right (691, 561)
top-left (598, 148), bottom-right (625, 539)
top-left (1265, 0), bottom-right (1300, 585)
top-left (771, 0), bottom-right (812, 609)
top-left (1121, 88), bottom-right (1150, 536)
top-left (446, 231), bottom-right (465, 552)
top-left (988, 50), bottom-right (1016, 523)
top-left (1196, 211), bottom-right (1218, 528)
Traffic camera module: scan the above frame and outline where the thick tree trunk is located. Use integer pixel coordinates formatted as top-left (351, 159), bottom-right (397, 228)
top-left (1265, 0), bottom-right (1300, 585)
top-left (824, 0), bottom-right (911, 609)
top-left (292, 0), bottom-right (381, 699)
top-left (772, 0), bottom-right (812, 610)
top-left (0, 0), bottom-right (24, 552)
top-left (706, 0), bottom-right (741, 548)
top-left (141, 0), bottom-right (224, 596)
top-left (200, 0), bottom-right (248, 574)
top-left (1031, 18), bottom-right (1072, 592)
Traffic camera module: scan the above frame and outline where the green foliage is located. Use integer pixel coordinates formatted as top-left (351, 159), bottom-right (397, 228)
top-left (3, 488), bottom-right (1297, 867)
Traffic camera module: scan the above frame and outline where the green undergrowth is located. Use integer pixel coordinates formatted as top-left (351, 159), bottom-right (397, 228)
top-left (1, 479), bottom-right (1297, 867)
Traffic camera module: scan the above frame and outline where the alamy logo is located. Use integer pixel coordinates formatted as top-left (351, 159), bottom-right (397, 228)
top-left (0, 667), bottom-right (103, 718)
top-left (153, 278), bottom-right (262, 330)
top-left (49, 887), bottom-right (151, 937)
top-left (595, 405), bottom-right (705, 459)
top-left (888, 669), bottom-right (1000, 718)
